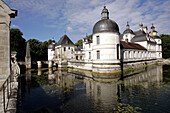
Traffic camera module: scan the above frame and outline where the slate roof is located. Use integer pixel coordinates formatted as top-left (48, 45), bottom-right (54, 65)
top-left (57, 34), bottom-right (74, 46)
top-left (120, 41), bottom-right (147, 50)
top-left (152, 36), bottom-right (161, 39)
top-left (131, 30), bottom-right (147, 42)
top-left (123, 28), bottom-right (134, 34)
top-left (93, 19), bottom-right (119, 34)
top-left (120, 34), bottom-right (123, 40)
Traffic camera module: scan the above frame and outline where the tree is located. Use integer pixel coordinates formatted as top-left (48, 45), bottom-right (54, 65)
top-left (160, 34), bottom-right (170, 59)
top-left (27, 39), bottom-right (52, 61)
top-left (10, 28), bottom-right (26, 61)
top-left (75, 39), bottom-right (83, 47)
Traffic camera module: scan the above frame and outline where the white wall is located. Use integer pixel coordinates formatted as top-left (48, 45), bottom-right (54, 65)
top-left (92, 32), bottom-right (120, 63)
top-left (48, 49), bottom-right (55, 61)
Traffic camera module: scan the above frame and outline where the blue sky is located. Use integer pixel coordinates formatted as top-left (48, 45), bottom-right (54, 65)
top-left (4, 0), bottom-right (170, 43)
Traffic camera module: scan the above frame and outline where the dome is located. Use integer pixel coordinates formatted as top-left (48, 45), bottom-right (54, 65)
top-left (93, 19), bottom-right (119, 34)
top-left (123, 29), bottom-right (134, 34)
top-left (48, 44), bottom-right (55, 50)
top-left (123, 22), bottom-right (134, 34)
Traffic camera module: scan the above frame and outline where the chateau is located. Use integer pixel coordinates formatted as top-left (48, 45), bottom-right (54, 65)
top-left (48, 6), bottom-right (162, 73)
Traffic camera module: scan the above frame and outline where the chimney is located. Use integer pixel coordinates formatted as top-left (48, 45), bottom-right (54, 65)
top-left (139, 24), bottom-right (143, 31)
top-left (125, 38), bottom-right (128, 43)
top-left (143, 26), bottom-right (148, 33)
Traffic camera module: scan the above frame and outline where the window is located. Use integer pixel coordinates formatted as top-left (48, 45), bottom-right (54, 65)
top-left (97, 50), bottom-right (100, 59)
top-left (64, 47), bottom-right (66, 51)
top-left (69, 47), bottom-right (70, 50)
top-left (76, 56), bottom-right (78, 60)
top-left (66, 40), bottom-right (68, 44)
top-left (71, 49), bottom-right (73, 54)
top-left (96, 36), bottom-right (100, 44)
top-left (80, 56), bottom-right (82, 60)
top-left (89, 52), bottom-right (91, 59)
top-left (117, 44), bottom-right (119, 59)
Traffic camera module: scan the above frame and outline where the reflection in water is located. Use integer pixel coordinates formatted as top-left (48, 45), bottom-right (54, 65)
top-left (17, 65), bottom-right (170, 113)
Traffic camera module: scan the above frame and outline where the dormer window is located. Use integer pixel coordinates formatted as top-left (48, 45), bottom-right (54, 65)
top-left (66, 40), bottom-right (68, 44)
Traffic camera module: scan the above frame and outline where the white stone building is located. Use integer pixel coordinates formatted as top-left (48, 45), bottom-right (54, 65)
top-left (48, 6), bottom-right (162, 73)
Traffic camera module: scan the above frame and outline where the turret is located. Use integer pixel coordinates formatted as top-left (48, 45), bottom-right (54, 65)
top-left (101, 5), bottom-right (109, 20)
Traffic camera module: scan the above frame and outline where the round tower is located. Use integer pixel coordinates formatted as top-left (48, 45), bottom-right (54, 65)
top-left (122, 22), bottom-right (135, 42)
top-left (92, 6), bottom-right (120, 73)
top-left (48, 38), bottom-right (55, 61)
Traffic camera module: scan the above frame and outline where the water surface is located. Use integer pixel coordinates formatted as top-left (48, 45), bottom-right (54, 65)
top-left (17, 65), bottom-right (170, 113)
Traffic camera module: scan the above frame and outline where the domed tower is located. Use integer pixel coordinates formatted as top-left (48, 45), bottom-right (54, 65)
top-left (48, 38), bottom-right (55, 61)
top-left (92, 6), bottom-right (120, 73)
top-left (150, 24), bottom-right (162, 58)
top-left (122, 22), bottom-right (135, 42)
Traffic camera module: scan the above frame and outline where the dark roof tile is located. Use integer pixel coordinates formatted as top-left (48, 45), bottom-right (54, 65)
top-left (57, 34), bottom-right (74, 46)
top-left (120, 41), bottom-right (147, 50)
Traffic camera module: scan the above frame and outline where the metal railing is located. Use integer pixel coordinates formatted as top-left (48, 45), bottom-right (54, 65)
top-left (0, 74), bottom-right (12, 113)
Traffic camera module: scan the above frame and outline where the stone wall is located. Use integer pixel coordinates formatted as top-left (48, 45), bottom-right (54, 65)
top-left (0, 0), bottom-right (17, 76)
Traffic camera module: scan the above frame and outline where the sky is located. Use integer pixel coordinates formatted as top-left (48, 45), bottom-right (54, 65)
top-left (3, 0), bottom-right (170, 43)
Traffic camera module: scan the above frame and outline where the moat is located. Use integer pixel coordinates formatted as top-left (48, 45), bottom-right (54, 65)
top-left (16, 65), bottom-right (170, 113)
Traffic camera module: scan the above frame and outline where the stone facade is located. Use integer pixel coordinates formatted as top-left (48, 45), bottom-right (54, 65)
top-left (0, 0), bottom-right (17, 76)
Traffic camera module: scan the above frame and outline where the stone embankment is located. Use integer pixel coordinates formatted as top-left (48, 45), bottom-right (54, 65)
top-left (0, 75), bottom-right (18, 113)
top-left (162, 59), bottom-right (170, 64)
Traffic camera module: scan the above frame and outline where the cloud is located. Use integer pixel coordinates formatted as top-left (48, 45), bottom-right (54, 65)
top-left (11, 24), bottom-right (19, 28)
top-left (63, 0), bottom-right (170, 35)
top-left (67, 26), bottom-right (73, 32)
top-left (4, 0), bottom-right (170, 42)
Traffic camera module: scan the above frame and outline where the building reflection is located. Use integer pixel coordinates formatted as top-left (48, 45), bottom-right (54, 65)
top-left (23, 65), bottom-right (163, 112)
top-left (122, 65), bottom-right (163, 87)
top-left (25, 71), bottom-right (31, 95)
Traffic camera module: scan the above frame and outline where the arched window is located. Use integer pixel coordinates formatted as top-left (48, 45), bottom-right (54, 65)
top-left (76, 56), bottom-right (78, 60)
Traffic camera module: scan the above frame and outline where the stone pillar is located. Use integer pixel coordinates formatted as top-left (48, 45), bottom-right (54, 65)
top-left (0, 1), bottom-right (17, 77)
top-left (37, 61), bottom-right (42, 68)
top-left (25, 42), bottom-right (31, 69)
top-left (48, 61), bottom-right (53, 68)
top-left (37, 69), bottom-right (42, 75)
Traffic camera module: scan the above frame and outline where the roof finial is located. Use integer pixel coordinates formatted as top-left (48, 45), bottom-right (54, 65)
top-left (101, 4), bottom-right (109, 19)
top-left (126, 21), bottom-right (130, 29)
top-left (151, 23), bottom-right (155, 30)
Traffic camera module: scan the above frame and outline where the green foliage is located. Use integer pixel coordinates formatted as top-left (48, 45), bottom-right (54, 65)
top-left (65, 66), bottom-right (74, 69)
top-left (74, 34), bottom-right (92, 47)
top-left (10, 28), bottom-right (26, 61)
top-left (160, 34), bottom-right (170, 59)
top-left (113, 103), bottom-right (142, 113)
top-left (75, 39), bottom-right (83, 47)
top-left (87, 34), bottom-right (92, 39)
top-left (10, 28), bottom-right (53, 61)
top-left (27, 39), bottom-right (52, 61)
